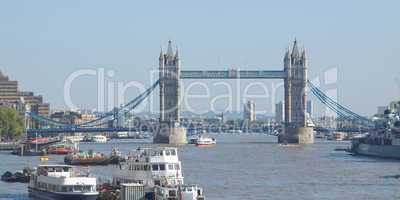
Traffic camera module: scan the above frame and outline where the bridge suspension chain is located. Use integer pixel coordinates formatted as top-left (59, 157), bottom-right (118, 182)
top-left (307, 80), bottom-right (371, 124)
top-left (27, 79), bottom-right (160, 128)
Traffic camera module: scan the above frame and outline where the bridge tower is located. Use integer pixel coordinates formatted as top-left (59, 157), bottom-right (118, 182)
top-left (279, 39), bottom-right (314, 144)
top-left (154, 41), bottom-right (187, 144)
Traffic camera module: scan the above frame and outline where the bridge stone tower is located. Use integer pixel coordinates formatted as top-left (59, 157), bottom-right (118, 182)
top-left (154, 41), bottom-right (187, 144)
top-left (279, 40), bottom-right (314, 144)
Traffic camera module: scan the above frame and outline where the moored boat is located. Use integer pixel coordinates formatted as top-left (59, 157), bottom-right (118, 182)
top-left (28, 164), bottom-right (98, 200)
top-left (108, 148), bottom-right (125, 165)
top-left (47, 142), bottom-right (79, 155)
top-left (154, 184), bottom-right (205, 200)
top-left (350, 107), bottom-right (400, 159)
top-left (64, 150), bottom-right (109, 165)
top-left (328, 132), bottom-right (346, 141)
top-left (92, 135), bottom-right (107, 143)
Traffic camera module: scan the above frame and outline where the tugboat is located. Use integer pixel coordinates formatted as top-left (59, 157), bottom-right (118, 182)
top-left (28, 164), bottom-right (98, 200)
top-left (195, 135), bottom-right (216, 147)
top-left (64, 150), bottom-right (109, 165)
top-left (351, 108), bottom-right (400, 159)
top-left (47, 142), bottom-right (79, 155)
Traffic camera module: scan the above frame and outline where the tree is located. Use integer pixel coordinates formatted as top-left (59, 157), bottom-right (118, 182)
top-left (0, 107), bottom-right (25, 141)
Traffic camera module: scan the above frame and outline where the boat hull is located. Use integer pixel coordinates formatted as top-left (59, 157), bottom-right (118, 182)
top-left (196, 143), bottom-right (215, 147)
top-left (352, 143), bottom-right (400, 159)
top-left (28, 187), bottom-right (98, 200)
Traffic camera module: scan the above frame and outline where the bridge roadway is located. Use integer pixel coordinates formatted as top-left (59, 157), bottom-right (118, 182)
top-left (180, 70), bottom-right (286, 79)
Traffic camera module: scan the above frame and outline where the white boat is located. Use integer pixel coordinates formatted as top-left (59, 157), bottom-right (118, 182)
top-left (28, 164), bottom-right (98, 200)
top-left (113, 147), bottom-right (184, 187)
top-left (328, 132), bottom-right (346, 141)
top-left (113, 147), bottom-right (206, 199)
top-left (155, 184), bottom-right (205, 200)
top-left (195, 135), bottom-right (216, 147)
top-left (91, 135), bottom-right (107, 143)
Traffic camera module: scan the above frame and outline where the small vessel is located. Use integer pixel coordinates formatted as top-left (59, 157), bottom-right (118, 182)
top-left (108, 148), bottom-right (125, 165)
top-left (1, 168), bottom-right (32, 183)
top-left (328, 132), bottom-right (346, 141)
top-left (40, 155), bottom-right (49, 161)
top-left (64, 150), bottom-right (109, 165)
top-left (11, 145), bottom-right (46, 156)
top-left (28, 164), bottom-right (98, 200)
top-left (154, 184), bottom-right (205, 200)
top-left (92, 135), bottom-right (107, 143)
top-left (195, 135), bottom-right (216, 147)
top-left (47, 142), bottom-right (79, 155)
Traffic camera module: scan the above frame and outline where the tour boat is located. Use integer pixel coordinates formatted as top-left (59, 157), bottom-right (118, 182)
top-left (28, 164), bottom-right (98, 200)
top-left (113, 147), bottom-right (184, 187)
top-left (113, 147), bottom-right (206, 199)
top-left (195, 135), bottom-right (216, 147)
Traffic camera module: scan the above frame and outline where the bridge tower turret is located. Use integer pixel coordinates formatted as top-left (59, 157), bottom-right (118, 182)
top-left (154, 41), bottom-right (187, 144)
top-left (279, 39), bottom-right (314, 144)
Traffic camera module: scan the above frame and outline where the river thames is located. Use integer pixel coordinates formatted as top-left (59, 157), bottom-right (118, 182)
top-left (1, 134), bottom-right (400, 200)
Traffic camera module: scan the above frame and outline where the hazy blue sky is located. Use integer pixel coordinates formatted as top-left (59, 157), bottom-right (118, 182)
top-left (0, 0), bottom-right (399, 116)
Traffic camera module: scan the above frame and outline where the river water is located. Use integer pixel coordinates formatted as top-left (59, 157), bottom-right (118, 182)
top-left (1, 134), bottom-right (400, 200)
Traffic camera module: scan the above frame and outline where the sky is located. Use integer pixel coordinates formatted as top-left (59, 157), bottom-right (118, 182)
top-left (0, 0), bottom-right (399, 116)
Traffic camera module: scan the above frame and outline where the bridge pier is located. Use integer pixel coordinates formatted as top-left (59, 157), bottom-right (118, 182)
top-left (279, 127), bottom-right (314, 144)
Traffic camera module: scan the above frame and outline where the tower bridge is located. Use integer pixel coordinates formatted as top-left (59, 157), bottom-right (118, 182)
top-left (26, 40), bottom-right (371, 143)
top-left (155, 40), bottom-right (313, 144)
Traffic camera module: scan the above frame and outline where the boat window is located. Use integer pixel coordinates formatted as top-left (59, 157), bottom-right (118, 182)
top-left (61, 186), bottom-right (68, 192)
top-left (56, 168), bottom-right (62, 172)
top-left (159, 164), bottom-right (165, 171)
top-left (171, 149), bottom-right (176, 155)
top-left (154, 180), bottom-right (161, 186)
top-left (168, 164), bottom-right (174, 170)
top-left (166, 150), bottom-right (171, 156)
top-left (83, 186), bottom-right (91, 192)
top-left (152, 164), bottom-right (159, 171)
top-left (73, 185), bottom-right (83, 192)
top-left (175, 164), bottom-right (180, 170)
top-left (159, 151), bottom-right (163, 156)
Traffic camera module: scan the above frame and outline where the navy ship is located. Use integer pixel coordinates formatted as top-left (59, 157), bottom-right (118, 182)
top-left (351, 108), bottom-right (400, 159)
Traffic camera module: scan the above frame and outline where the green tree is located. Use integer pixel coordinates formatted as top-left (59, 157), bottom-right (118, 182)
top-left (0, 107), bottom-right (25, 141)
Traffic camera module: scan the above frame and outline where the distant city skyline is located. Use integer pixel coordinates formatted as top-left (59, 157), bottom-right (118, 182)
top-left (0, 1), bottom-right (399, 116)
